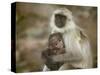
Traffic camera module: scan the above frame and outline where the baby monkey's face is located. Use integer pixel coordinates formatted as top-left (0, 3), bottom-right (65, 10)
top-left (48, 33), bottom-right (65, 55)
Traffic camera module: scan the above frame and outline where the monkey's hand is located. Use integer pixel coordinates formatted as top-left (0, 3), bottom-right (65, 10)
top-left (42, 49), bottom-right (54, 63)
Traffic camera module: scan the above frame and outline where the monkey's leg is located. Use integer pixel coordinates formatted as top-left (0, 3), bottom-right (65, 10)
top-left (43, 65), bottom-right (50, 71)
top-left (59, 64), bottom-right (82, 70)
top-left (58, 64), bottom-right (71, 70)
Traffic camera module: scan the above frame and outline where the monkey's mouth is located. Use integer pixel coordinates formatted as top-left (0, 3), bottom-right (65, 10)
top-left (55, 14), bottom-right (67, 28)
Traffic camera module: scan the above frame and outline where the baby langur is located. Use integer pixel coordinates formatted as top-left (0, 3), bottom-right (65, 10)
top-left (42, 32), bottom-right (66, 71)
top-left (43, 8), bottom-right (93, 71)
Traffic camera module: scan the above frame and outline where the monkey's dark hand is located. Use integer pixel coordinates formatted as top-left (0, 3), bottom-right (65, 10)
top-left (42, 50), bottom-right (54, 62)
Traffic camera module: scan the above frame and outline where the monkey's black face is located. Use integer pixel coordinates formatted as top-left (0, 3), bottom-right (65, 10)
top-left (55, 14), bottom-right (67, 28)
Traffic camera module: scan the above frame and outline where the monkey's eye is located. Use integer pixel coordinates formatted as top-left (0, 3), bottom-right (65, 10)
top-left (59, 39), bottom-right (61, 41)
top-left (55, 14), bottom-right (67, 28)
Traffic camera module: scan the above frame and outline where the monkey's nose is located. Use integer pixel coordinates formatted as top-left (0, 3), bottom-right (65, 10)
top-left (55, 14), bottom-right (67, 28)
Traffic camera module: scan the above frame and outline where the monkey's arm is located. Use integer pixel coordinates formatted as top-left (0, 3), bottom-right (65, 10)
top-left (50, 30), bottom-right (90, 63)
top-left (51, 50), bottom-right (83, 62)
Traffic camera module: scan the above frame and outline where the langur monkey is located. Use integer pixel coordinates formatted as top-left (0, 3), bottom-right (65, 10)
top-left (43, 8), bottom-right (93, 71)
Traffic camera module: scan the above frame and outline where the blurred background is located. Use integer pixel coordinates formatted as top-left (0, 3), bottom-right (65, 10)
top-left (15, 2), bottom-right (97, 72)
